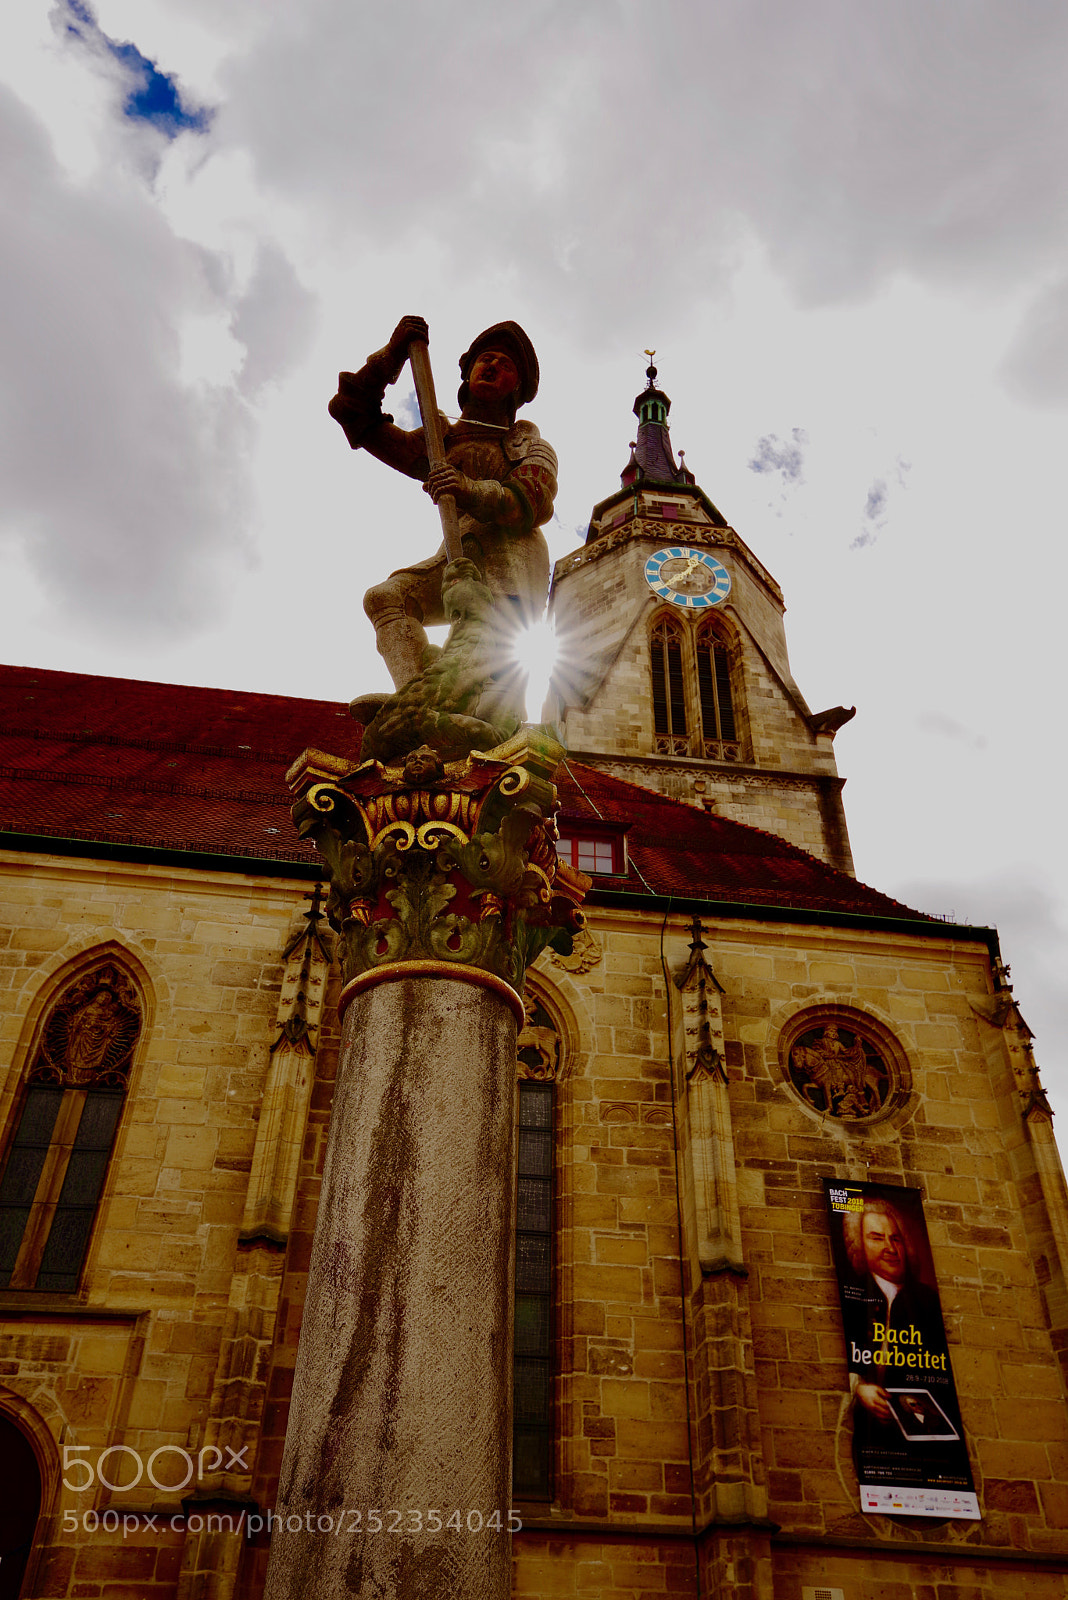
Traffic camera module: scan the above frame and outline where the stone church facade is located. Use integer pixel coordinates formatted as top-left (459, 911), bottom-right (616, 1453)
top-left (1, 370), bottom-right (1067, 1598)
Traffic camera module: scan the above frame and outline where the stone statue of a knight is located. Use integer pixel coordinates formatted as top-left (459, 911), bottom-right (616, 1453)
top-left (329, 316), bottom-right (558, 699)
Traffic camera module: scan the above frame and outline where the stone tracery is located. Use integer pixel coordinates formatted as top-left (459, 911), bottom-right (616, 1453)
top-left (516, 992), bottom-right (560, 1081)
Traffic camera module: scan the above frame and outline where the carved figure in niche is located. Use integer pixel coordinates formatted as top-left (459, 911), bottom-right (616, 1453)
top-left (329, 317), bottom-right (558, 762)
top-left (517, 995), bottom-right (559, 1081)
top-left (789, 1021), bottom-right (889, 1118)
top-left (30, 964), bottom-right (141, 1088)
top-left (68, 988), bottom-right (121, 1077)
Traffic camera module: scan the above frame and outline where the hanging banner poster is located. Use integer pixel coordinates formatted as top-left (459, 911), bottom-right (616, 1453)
top-left (823, 1178), bottom-right (980, 1520)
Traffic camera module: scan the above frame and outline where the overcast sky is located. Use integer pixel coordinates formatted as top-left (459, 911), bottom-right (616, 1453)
top-left (2, 1), bottom-right (1067, 1133)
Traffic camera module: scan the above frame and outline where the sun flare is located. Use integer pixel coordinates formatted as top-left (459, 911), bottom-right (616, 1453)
top-left (513, 617), bottom-right (559, 725)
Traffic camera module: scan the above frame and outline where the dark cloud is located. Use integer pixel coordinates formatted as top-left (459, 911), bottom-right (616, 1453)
top-left (202, 0), bottom-right (1068, 357)
top-left (851, 477), bottom-right (888, 548)
top-left (851, 456), bottom-right (911, 547)
top-left (0, 85), bottom-right (253, 638)
top-left (864, 479), bottom-right (887, 520)
top-left (747, 428), bottom-right (807, 484)
top-left (747, 428), bottom-right (807, 520)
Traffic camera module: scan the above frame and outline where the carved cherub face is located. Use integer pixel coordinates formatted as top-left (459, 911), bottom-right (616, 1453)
top-left (402, 745), bottom-right (445, 784)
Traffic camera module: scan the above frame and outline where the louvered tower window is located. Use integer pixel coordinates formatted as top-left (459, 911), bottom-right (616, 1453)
top-left (0, 961), bottom-right (138, 1293)
top-left (650, 616), bottom-right (689, 755)
top-left (513, 1074), bottom-right (555, 1499)
top-left (696, 622), bottom-right (741, 760)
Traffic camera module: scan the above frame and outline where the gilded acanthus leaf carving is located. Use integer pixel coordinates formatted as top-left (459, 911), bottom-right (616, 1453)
top-left (287, 732), bottom-right (589, 995)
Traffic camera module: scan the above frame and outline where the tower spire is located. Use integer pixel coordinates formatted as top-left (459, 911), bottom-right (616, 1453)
top-left (621, 354), bottom-right (696, 488)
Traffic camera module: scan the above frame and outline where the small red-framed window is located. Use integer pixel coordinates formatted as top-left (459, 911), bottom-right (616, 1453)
top-left (558, 835), bottom-right (621, 876)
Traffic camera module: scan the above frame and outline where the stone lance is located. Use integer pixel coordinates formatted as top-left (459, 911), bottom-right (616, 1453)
top-left (407, 336), bottom-right (464, 564)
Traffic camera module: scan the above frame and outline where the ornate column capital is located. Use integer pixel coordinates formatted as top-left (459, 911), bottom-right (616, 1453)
top-left (286, 727), bottom-right (589, 1000)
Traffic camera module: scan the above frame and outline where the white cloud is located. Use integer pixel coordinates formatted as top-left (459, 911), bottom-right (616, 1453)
top-left (0, 82), bottom-right (252, 637)
top-left (1001, 276), bottom-right (1068, 406)
top-left (894, 872), bottom-right (1068, 1124)
top-left (185, 0), bottom-right (1068, 363)
top-left (916, 712), bottom-right (987, 751)
top-left (232, 242), bottom-right (318, 395)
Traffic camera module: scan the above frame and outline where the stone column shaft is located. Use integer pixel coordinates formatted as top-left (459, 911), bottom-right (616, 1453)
top-left (263, 973), bottom-right (518, 1600)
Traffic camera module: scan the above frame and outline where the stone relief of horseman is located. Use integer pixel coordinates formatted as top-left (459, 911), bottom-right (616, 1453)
top-left (790, 1022), bottom-right (889, 1118)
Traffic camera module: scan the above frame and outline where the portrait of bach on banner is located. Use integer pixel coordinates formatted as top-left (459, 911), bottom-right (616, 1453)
top-left (823, 1179), bottom-right (981, 1520)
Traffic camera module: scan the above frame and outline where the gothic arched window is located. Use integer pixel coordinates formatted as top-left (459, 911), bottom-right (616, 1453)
top-left (650, 615), bottom-right (689, 756)
top-left (696, 620), bottom-right (741, 760)
top-left (0, 960), bottom-right (139, 1293)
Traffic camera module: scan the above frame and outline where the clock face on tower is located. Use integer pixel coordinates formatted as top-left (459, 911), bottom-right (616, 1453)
top-left (644, 546), bottom-right (731, 609)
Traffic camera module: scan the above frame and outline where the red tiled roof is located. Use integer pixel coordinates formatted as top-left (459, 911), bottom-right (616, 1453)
top-left (553, 760), bottom-right (929, 920)
top-left (0, 664), bottom-right (929, 922)
top-left (0, 665), bottom-right (354, 865)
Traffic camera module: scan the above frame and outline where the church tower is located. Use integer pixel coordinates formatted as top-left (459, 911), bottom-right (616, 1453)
top-left (548, 360), bottom-right (856, 874)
